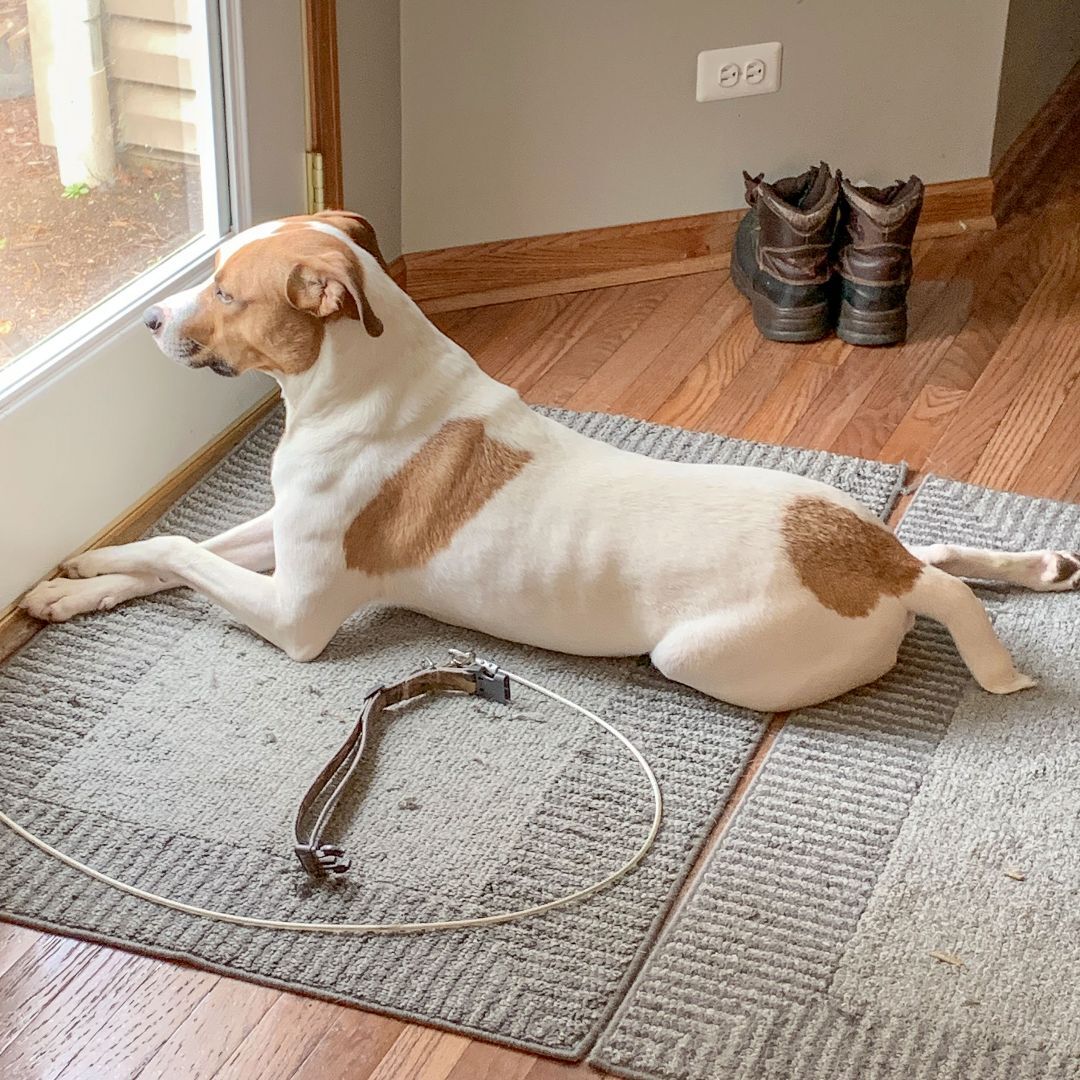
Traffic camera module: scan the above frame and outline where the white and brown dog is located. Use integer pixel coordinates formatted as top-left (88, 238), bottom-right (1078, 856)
top-left (20, 212), bottom-right (1080, 711)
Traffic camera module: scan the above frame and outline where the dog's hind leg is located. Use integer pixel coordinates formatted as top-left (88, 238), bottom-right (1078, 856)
top-left (905, 566), bottom-right (1035, 695)
top-left (650, 602), bottom-right (906, 712)
top-left (21, 510), bottom-right (277, 624)
top-left (908, 543), bottom-right (1080, 592)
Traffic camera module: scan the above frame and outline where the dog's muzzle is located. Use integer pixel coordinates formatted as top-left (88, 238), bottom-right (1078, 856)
top-left (142, 304), bottom-right (236, 376)
top-left (197, 356), bottom-right (239, 378)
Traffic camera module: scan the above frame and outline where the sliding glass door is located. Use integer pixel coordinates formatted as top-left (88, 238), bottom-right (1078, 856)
top-left (0, 0), bottom-right (308, 607)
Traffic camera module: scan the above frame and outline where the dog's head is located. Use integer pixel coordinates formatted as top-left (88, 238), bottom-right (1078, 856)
top-left (143, 211), bottom-right (386, 378)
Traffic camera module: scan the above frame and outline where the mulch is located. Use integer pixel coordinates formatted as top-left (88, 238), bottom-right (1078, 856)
top-left (0, 94), bottom-right (204, 366)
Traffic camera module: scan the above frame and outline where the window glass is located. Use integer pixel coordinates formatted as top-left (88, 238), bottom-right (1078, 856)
top-left (0, 0), bottom-right (227, 369)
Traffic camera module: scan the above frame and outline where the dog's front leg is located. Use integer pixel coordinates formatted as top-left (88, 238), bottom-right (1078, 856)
top-left (21, 511), bottom-right (277, 623)
top-left (62, 536), bottom-right (342, 661)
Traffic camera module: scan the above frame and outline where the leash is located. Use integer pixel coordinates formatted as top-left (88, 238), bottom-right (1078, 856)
top-left (0, 649), bottom-right (663, 934)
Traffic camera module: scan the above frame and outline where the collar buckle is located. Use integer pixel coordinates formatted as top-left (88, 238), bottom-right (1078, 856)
top-left (475, 666), bottom-right (511, 703)
top-left (446, 649), bottom-right (511, 703)
top-left (294, 843), bottom-right (351, 876)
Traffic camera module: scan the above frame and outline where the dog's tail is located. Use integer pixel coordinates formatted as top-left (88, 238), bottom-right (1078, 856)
top-left (903, 565), bottom-right (1035, 694)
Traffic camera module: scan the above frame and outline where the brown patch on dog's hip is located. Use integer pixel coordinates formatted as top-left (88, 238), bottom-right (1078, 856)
top-left (782, 495), bottom-right (922, 617)
top-left (344, 419), bottom-right (531, 575)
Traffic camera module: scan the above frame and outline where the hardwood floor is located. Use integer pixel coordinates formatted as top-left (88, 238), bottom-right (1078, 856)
top-left (3, 155), bottom-right (1080, 1078)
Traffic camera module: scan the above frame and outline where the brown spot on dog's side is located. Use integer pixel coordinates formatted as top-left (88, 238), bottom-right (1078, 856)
top-left (344, 419), bottom-right (531, 575)
top-left (782, 496), bottom-right (922, 617)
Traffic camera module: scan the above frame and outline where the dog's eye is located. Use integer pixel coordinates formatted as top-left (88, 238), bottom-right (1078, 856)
top-left (214, 286), bottom-right (234, 305)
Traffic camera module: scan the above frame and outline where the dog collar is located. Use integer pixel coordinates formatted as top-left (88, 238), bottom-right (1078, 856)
top-left (293, 650), bottom-right (512, 876)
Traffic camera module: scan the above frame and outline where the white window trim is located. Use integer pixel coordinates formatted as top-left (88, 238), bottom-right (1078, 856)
top-left (0, 0), bottom-right (251, 419)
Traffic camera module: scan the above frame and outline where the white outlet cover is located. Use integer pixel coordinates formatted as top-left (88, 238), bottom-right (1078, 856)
top-left (718, 62), bottom-right (740, 88)
top-left (696, 42), bottom-right (782, 102)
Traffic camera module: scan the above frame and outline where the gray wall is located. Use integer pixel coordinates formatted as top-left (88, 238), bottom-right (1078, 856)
top-left (338, 0), bottom-right (403, 261)
top-left (344, 1), bottom-right (1073, 256)
top-left (991, 0), bottom-right (1080, 168)
top-left (399, 0), bottom-right (1011, 251)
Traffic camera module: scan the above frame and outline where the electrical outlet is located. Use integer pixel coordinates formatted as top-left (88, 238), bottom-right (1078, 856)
top-left (718, 62), bottom-right (740, 88)
top-left (696, 42), bottom-right (782, 102)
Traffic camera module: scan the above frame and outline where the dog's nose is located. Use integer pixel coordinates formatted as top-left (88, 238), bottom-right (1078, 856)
top-left (142, 306), bottom-right (164, 334)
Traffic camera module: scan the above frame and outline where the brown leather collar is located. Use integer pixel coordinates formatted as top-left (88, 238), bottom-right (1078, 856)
top-left (293, 654), bottom-right (512, 876)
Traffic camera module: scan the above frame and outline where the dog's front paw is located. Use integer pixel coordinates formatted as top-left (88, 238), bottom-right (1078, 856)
top-left (62, 538), bottom-right (178, 580)
top-left (20, 576), bottom-right (120, 622)
top-left (62, 548), bottom-right (123, 579)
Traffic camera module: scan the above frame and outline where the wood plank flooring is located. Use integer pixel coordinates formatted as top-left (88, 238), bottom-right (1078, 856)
top-left (3, 161), bottom-right (1080, 1078)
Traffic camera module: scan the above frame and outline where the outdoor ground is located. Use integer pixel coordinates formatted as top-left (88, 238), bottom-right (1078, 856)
top-left (0, 90), bottom-right (202, 368)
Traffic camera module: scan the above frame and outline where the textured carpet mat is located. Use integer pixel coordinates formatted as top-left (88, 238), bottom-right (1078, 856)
top-left (0, 406), bottom-right (904, 1059)
top-left (592, 475), bottom-right (1080, 1079)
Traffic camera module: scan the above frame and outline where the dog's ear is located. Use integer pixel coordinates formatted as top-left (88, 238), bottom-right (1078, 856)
top-left (286, 249), bottom-right (383, 337)
top-left (314, 211), bottom-right (388, 271)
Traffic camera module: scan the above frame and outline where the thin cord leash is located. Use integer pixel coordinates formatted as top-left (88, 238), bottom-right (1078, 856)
top-left (0, 650), bottom-right (663, 934)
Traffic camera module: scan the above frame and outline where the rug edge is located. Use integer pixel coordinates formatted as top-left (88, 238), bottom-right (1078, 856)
top-left (539, 404), bottom-right (913, 485)
top-left (586, 723), bottom-right (788, 1070)
top-left (575, 718), bottom-right (767, 1054)
top-left (0, 908), bottom-right (592, 1062)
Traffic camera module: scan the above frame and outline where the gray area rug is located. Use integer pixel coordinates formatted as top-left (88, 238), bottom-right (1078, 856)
top-left (592, 475), bottom-right (1080, 1079)
top-left (0, 405), bottom-right (904, 1059)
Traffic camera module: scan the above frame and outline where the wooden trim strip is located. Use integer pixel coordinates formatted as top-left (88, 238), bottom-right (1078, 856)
top-left (0, 391), bottom-right (281, 664)
top-left (303, 0), bottom-right (344, 210)
top-left (387, 256), bottom-right (407, 291)
top-left (405, 177), bottom-right (996, 314)
top-left (993, 59), bottom-right (1080, 224)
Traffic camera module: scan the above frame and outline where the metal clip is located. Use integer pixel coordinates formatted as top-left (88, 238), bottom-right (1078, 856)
top-left (447, 648), bottom-right (511, 704)
top-left (294, 843), bottom-right (351, 876)
top-left (475, 664), bottom-right (511, 704)
top-left (449, 643), bottom-right (511, 704)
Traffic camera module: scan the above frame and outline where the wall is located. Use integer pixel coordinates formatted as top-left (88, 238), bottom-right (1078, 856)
top-left (338, 0), bottom-right (403, 261)
top-left (991, 0), bottom-right (1080, 167)
top-left (400, 0), bottom-right (1011, 251)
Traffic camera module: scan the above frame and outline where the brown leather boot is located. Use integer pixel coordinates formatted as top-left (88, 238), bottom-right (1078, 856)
top-left (834, 174), bottom-right (924, 345)
top-left (731, 163), bottom-right (839, 343)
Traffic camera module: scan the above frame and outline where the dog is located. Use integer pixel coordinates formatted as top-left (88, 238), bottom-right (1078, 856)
top-left (20, 211), bottom-right (1080, 711)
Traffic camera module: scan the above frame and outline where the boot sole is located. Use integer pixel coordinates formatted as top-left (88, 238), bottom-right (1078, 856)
top-left (836, 299), bottom-right (907, 346)
top-left (731, 257), bottom-right (831, 343)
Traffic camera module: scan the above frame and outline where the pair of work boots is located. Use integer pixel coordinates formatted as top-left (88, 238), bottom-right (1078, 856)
top-left (731, 163), bottom-right (924, 346)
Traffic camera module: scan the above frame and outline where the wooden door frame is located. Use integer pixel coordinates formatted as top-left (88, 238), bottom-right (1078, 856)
top-left (303, 0), bottom-right (344, 210)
